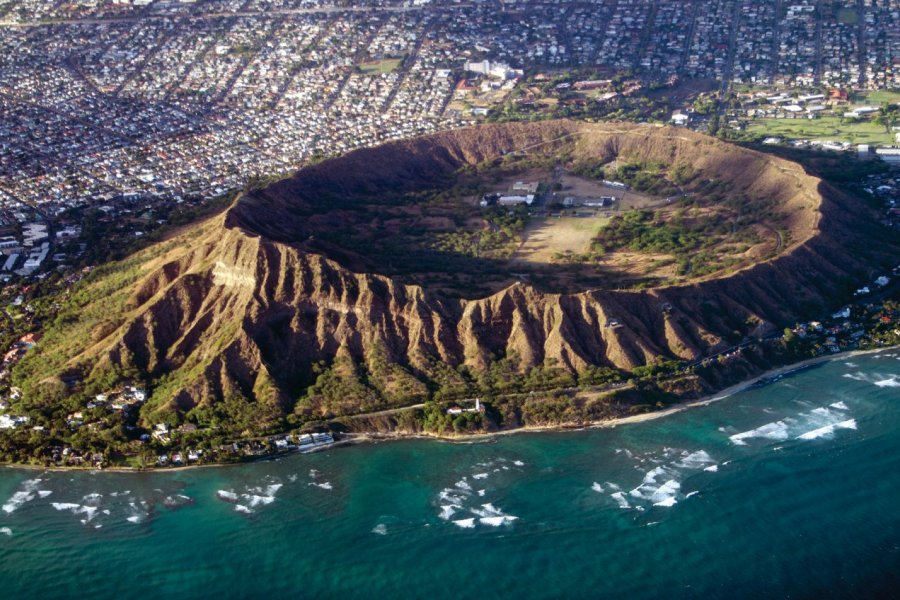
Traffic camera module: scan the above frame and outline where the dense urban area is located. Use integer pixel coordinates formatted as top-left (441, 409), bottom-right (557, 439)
top-left (0, 0), bottom-right (898, 467)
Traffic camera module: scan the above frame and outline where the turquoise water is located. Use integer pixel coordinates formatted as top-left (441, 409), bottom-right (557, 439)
top-left (1, 352), bottom-right (899, 599)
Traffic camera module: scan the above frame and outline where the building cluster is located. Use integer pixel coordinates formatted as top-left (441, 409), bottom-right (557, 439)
top-left (155, 430), bottom-right (335, 467)
top-left (863, 171), bottom-right (900, 228)
top-left (0, 0), bottom-right (897, 222)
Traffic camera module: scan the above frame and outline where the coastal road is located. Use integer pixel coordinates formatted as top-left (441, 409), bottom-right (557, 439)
top-left (342, 402), bottom-right (427, 421)
top-left (335, 380), bottom-right (633, 425)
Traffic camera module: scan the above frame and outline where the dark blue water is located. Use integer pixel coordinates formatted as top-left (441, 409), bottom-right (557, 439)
top-left (0, 351), bottom-right (898, 599)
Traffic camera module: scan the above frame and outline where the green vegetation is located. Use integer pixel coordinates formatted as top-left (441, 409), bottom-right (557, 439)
top-left (357, 57), bottom-right (403, 75)
top-left (431, 206), bottom-right (528, 260)
top-left (610, 162), bottom-right (680, 196)
top-left (746, 116), bottom-right (894, 145)
top-left (836, 7), bottom-right (858, 24)
top-left (856, 90), bottom-right (900, 106)
top-left (595, 209), bottom-right (703, 254)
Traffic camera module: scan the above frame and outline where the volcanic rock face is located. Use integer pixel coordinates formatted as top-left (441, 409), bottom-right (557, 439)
top-left (27, 121), bottom-right (900, 420)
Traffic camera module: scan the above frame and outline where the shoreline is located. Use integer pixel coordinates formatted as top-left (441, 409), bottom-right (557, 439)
top-left (3, 345), bottom-right (895, 474)
top-left (323, 345), bottom-right (896, 446)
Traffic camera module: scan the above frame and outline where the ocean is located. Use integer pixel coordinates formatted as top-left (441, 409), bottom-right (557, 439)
top-left (0, 351), bottom-right (898, 599)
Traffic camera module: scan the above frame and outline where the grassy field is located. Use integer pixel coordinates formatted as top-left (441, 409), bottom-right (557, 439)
top-left (512, 216), bottom-right (608, 265)
top-left (358, 58), bottom-right (403, 75)
top-left (747, 116), bottom-right (894, 145)
top-left (853, 90), bottom-right (900, 106)
top-left (837, 8), bottom-right (858, 24)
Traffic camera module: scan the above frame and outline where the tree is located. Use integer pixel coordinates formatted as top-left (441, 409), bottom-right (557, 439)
top-left (782, 327), bottom-right (797, 344)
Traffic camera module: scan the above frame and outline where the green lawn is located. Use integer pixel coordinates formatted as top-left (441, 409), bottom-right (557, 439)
top-left (837, 8), bottom-right (858, 24)
top-left (853, 90), bottom-right (900, 106)
top-left (747, 116), bottom-right (894, 145)
top-left (357, 58), bottom-right (403, 75)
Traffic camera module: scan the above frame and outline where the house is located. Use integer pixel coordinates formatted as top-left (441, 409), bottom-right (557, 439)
top-left (447, 399), bottom-right (484, 415)
top-left (0, 415), bottom-right (29, 429)
top-left (454, 79), bottom-right (477, 99)
top-left (671, 112), bottom-right (690, 126)
top-left (583, 196), bottom-right (616, 207)
top-left (511, 181), bottom-right (540, 194)
top-left (875, 148), bottom-right (900, 164)
top-left (152, 423), bottom-right (171, 442)
top-left (602, 180), bottom-right (629, 190)
top-left (573, 79), bottom-right (611, 91)
top-left (498, 194), bottom-right (535, 206)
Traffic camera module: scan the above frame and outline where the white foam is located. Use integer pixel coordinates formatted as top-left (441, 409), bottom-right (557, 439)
top-left (513, 460), bottom-right (525, 467)
top-left (471, 503), bottom-right (502, 517)
top-left (729, 421), bottom-right (789, 445)
top-left (163, 495), bottom-right (192, 508)
top-left (472, 473), bottom-right (489, 480)
top-left (703, 465), bottom-right (719, 472)
top-left (685, 491), bottom-right (699, 499)
top-left (842, 372), bottom-right (867, 381)
top-left (2, 478), bottom-right (43, 513)
top-left (477, 489), bottom-right (486, 497)
top-left (78, 506), bottom-right (97, 521)
top-left (217, 490), bottom-right (238, 502)
top-left (453, 518), bottom-right (476, 528)
top-left (126, 515), bottom-right (142, 524)
top-left (830, 401), bottom-right (849, 410)
top-left (643, 466), bottom-right (668, 483)
top-left (438, 489), bottom-right (465, 505)
top-left (649, 480), bottom-right (681, 505)
top-left (610, 491), bottom-right (630, 509)
top-left (480, 515), bottom-right (518, 527)
top-left (454, 479), bottom-right (472, 491)
top-left (2, 491), bottom-right (35, 514)
top-left (874, 377), bottom-right (900, 388)
top-left (797, 419), bottom-right (857, 440)
top-left (53, 503), bottom-right (97, 522)
top-left (372, 523), bottom-right (388, 535)
top-left (311, 482), bottom-right (333, 491)
top-left (0, 527), bottom-right (11, 536)
top-left (438, 505), bottom-right (459, 520)
top-left (37, 491), bottom-right (52, 498)
top-left (234, 504), bottom-right (253, 514)
top-left (592, 482), bottom-right (604, 493)
top-left (675, 450), bottom-right (715, 469)
top-left (245, 494), bottom-right (275, 508)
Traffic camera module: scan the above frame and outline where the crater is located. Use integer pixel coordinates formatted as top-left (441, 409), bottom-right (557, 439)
top-left (229, 120), bottom-right (821, 298)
